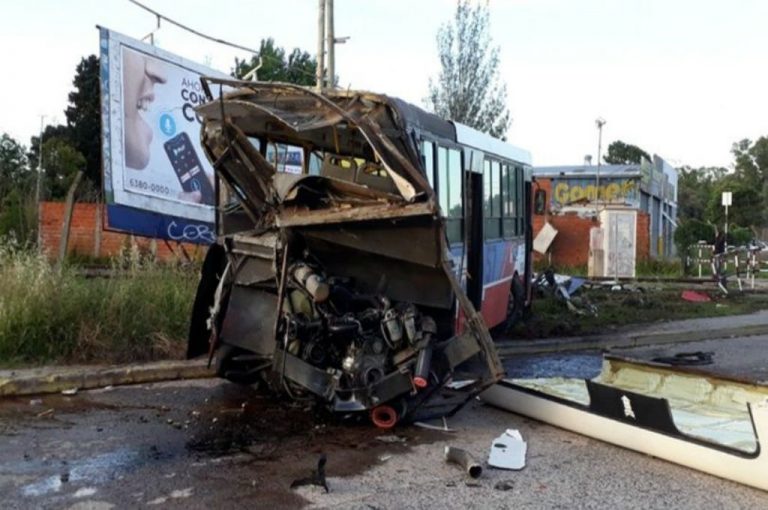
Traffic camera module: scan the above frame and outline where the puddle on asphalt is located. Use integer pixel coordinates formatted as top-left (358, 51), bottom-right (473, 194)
top-left (21, 448), bottom-right (140, 497)
top-left (503, 352), bottom-right (603, 379)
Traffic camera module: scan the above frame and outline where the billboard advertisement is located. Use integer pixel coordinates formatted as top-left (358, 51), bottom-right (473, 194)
top-left (99, 27), bottom-right (228, 243)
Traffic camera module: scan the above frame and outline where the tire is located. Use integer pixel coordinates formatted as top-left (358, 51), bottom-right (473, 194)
top-left (504, 275), bottom-right (525, 330)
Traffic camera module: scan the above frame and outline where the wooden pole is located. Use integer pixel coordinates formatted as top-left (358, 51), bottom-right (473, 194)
top-left (57, 171), bottom-right (84, 267)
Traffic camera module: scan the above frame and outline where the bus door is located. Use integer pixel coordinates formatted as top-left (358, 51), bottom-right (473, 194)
top-left (464, 149), bottom-right (485, 311)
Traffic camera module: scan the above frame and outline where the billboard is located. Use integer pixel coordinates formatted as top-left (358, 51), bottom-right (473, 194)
top-left (99, 27), bottom-right (228, 243)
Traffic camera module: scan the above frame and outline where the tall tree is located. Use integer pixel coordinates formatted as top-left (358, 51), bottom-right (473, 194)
top-left (676, 165), bottom-right (726, 221)
top-left (427, 0), bottom-right (511, 139)
top-left (233, 38), bottom-right (318, 86)
top-left (603, 140), bottom-right (651, 164)
top-left (0, 133), bottom-right (36, 243)
top-left (0, 134), bottom-right (30, 199)
top-left (706, 173), bottom-right (764, 229)
top-left (40, 138), bottom-right (86, 200)
top-left (65, 55), bottom-right (101, 187)
top-left (28, 56), bottom-right (101, 194)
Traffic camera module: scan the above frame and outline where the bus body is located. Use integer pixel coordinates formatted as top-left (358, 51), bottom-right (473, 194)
top-left (187, 79), bottom-right (530, 426)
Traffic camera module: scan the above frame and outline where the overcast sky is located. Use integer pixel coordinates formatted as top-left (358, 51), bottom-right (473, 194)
top-left (2, 0), bottom-right (768, 168)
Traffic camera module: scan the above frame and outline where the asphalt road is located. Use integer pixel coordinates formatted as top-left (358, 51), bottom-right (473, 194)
top-left (2, 371), bottom-right (768, 509)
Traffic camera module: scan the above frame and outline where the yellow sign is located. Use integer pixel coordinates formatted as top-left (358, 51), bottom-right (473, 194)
top-left (553, 179), bottom-right (638, 206)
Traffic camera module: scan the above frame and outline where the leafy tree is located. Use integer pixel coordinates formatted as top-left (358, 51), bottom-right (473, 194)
top-left (0, 133), bottom-right (30, 199)
top-left (676, 166), bottom-right (726, 221)
top-left (65, 55), bottom-right (101, 187)
top-left (233, 38), bottom-right (317, 86)
top-left (706, 173), bottom-right (764, 229)
top-left (603, 140), bottom-right (651, 165)
top-left (40, 138), bottom-right (86, 200)
top-left (427, 0), bottom-right (511, 139)
top-left (0, 133), bottom-right (36, 243)
top-left (28, 124), bottom-right (71, 171)
top-left (28, 56), bottom-right (101, 195)
top-left (673, 218), bottom-right (715, 261)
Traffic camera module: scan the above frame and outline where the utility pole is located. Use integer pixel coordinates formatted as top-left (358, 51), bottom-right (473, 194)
top-left (326, 0), bottom-right (335, 88)
top-left (35, 115), bottom-right (45, 206)
top-left (316, 0), bottom-right (326, 91)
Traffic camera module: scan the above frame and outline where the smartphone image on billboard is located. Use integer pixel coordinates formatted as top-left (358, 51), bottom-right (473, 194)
top-left (163, 132), bottom-right (215, 205)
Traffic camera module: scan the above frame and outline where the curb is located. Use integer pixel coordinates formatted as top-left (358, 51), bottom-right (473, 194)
top-left (0, 359), bottom-right (215, 398)
top-left (495, 324), bottom-right (768, 356)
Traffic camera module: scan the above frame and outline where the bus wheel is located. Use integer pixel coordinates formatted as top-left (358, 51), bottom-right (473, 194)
top-left (504, 276), bottom-right (525, 331)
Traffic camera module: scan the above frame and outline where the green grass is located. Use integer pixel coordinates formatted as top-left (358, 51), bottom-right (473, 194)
top-left (0, 239), bottom-right (199, 366)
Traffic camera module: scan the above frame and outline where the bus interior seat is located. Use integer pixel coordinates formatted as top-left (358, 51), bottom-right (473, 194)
top-left (320, 154), bottom-right (357, 183)
top-left (356, 162), bottom-right (398, 194)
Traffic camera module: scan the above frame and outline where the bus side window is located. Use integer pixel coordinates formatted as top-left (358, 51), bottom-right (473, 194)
top-left (502, 163), bottom-right (516, 238)
top-left (516, 166), bottom-right (525, 234)
top-left (446, 148), bottom-right (463, 243)
top-left (437, 146), bottom-right (449, 216)
top-left (421, 141), bottom-right (435, 188)
top-left (484, 160), bottom-right (501, 239)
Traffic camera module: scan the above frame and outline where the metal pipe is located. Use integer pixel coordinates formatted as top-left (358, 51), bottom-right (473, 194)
top-left (371, 405), bottom-right (398, 429)
top-left (413, 343), bottom-right (432, 389)
top-left (444, 446), bottom-right (482, 478)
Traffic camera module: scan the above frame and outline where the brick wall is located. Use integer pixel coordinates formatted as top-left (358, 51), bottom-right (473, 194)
top-left (39, 202), bottom-right (206, 261)
top-left (532, 178), bottom-right (650, 268)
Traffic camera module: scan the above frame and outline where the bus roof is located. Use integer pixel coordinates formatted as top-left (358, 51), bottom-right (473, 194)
top-left (452, 122), bottom-right (532, 166)
top-left (388, 97), bottom-right (531, 166)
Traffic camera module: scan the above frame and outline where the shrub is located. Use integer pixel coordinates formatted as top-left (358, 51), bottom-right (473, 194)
top-left (674, 219), bottom-right (715, 258)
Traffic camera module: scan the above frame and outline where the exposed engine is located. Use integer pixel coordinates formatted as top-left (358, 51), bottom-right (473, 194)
top-left (283, 263), bottom-right (436, 400)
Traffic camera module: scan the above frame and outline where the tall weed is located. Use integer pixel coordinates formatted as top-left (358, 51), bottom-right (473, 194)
top-left (0, 238), bottom-right (199, 365)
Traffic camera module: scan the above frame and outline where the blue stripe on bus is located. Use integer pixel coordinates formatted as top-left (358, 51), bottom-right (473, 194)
top-left (449, 238), bottom-right (522, 287)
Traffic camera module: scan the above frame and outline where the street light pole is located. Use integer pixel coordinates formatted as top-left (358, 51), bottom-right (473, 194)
top-left (595, 117), bottom-right (606, 206)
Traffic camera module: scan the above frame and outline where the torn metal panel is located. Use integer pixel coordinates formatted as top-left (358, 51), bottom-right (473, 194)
top-left (187, 80), bottom-right (503, 427)
top-left (196, 79), bottom-right (429, 201)
top-left (482, 356), bottom-right (768, 491)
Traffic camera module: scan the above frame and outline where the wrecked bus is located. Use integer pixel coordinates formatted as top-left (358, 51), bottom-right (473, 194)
top-left (186, 79), bottom-right (533, 427)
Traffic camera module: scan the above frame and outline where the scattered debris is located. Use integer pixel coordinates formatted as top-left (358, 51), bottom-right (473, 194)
top-left (651, 351), bottom-right (714, 366)
top-left (73, 487), bottom-right (97, 498)
top-left (444, 446), bottom-right (482, 479)
top-left (36, 408), bottom-right (54, 418)
top-left (413, 417), bottom-right (455, 432)
top-left (375, 435), bottom-right (406, 444)
top-left (290, 454), bottom-right (329, 493)
top-left (494, 480), bottom-right (515, 491)
top-left (681, 290), bottom-right (711, 303)
top-left (534, 269), bottom-right (596, 316)
top-left (488, 429), bottom-right (527, 470)
top-left (29, 399), bottom-right (43, 406)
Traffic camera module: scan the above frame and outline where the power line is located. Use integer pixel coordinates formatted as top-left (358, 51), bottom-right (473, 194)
top-left (127, 0), bottom-right (318, 80)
